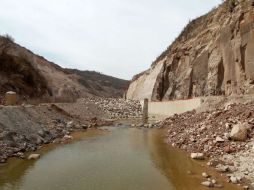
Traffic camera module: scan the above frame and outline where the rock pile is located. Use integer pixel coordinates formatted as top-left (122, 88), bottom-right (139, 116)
top-left (0, 118), bottom-right (88, 163)
top-left (159, 103), bottom-right (254, 157)
top-left (82, 98), bottom-right (142, 119)
top-left (221, 141), bottom-right (254, 187)
top-left (159, 102), bottom-right (254, 187)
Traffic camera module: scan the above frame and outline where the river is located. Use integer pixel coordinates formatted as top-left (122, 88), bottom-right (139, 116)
top-left (0, 126), bottom-right (240, 190)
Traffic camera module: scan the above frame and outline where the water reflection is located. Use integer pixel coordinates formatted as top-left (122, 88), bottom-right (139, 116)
top-left (143, 129), bottom-right (240, 190)
top-left (0, 127), bottom-right (240, 190)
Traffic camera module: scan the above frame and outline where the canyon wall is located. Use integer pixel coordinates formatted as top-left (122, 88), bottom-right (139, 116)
top-left (127, 0), bottom-right (254, 101)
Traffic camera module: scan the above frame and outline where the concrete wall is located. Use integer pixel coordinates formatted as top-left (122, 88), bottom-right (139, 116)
top-left (141, 98), bottom-right (202, 118)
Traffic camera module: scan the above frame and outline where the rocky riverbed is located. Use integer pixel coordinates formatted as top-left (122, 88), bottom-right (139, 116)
top-left (159, 102), bottom-right (254, 189)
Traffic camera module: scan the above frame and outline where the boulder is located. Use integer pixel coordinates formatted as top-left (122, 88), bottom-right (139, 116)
top-left (230, 123), bottom-right (248, 141)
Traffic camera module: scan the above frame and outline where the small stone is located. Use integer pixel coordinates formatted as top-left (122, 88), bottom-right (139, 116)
top-left (191, 153), bottom-right (205, 160)
top-left (215, 164), bottom-right (229, 173)
top-left (81, 125), bottom-right (88, 129)
top-left (63, 135), bottom-right (73, 141)
top-left (216, 136), bottom-right (225, 143)
top-left (230, 176), bottom-right (238, 184)
top-left (201, 181), bottom-right (214, 187)
top-left (28, 154), bottom-right (40, 160)
top-left (202, 172), bottom-right (209, 178)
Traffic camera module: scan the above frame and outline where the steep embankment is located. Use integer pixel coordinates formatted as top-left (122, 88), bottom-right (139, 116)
top-left (127, 0), bottom-right (254, 101)
top-left (0, 36), bottom-right (128, 102)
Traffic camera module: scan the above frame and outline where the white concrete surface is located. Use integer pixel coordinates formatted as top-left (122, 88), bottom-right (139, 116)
top-left (141, 98), bottom-right (202, 118)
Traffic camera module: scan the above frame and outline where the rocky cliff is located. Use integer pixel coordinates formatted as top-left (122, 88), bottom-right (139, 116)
top-left (0, 36), bottom-right (128, 103)
top-left (127, 0), bottom-right (254, 101)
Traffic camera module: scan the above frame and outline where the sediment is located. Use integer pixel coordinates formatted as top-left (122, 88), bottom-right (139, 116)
top-left (0, 98), bottom-right (142, 163)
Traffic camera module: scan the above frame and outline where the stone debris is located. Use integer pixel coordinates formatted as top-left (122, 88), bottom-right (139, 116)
top-left (81, 97), bottom-right (142, 119)
top-left (158, 102), bottom-right (254, 187)
top-left (159, 103), bottom-right (254, 157)
top-left (0, 97), bottom-right (142, 163)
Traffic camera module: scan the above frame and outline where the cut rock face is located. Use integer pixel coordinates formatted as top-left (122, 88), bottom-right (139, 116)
top-left (127, 0), bottom-right (254, 101)
top-left (230, 123), bottom-right (248, 141)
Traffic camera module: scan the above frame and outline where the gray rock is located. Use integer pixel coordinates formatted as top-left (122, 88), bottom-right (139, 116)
top-left (230, 123), bottom-right (248, 141)
top-left (215, 164), bottom-right (229, 173)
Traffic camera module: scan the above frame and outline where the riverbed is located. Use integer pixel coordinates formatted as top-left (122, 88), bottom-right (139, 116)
top-left (0, 126), bottom-right (240, 190)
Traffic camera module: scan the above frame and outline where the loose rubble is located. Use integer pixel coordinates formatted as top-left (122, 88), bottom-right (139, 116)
top-left (80, 97), bottom-right (142, 119)
top-left (159, 103), bottom-right (254, 156)
top-left (159, 102), bottom-right (254, 188)
top-left (0, 98), bottom-right (142, 163)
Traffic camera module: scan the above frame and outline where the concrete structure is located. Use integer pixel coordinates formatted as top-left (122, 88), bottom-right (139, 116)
top-left (142, 99), bottom-right (148, 124)
top-left (141, 98), bottom-right (202, 119)
top-left (5, 91), bottom-right (17, 106)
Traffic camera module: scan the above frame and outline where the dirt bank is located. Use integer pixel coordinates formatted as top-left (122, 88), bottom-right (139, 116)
top-left (0, 98), bottom-right (142, 163)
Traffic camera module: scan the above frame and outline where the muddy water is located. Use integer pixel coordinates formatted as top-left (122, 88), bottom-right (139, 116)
top-left (0, 126), bottom-right (240, 190)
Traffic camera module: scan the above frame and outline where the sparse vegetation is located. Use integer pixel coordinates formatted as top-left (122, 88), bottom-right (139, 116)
top-left (2, 34), bottom-right (15, 43)
top-left (66, 69), bottom-right (129, 97)
top-left (222, 0), bottom-right (237, 12)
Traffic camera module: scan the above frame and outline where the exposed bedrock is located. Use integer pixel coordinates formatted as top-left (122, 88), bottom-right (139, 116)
top-left (127, 0), bottom-right (254, 101)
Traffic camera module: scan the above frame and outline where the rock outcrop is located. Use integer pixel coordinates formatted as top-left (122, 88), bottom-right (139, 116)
top-left (127, 0), bottom-right (254, 101)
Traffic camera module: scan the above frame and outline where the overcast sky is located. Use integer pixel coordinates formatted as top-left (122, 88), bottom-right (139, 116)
top-left (0, 0), bottom-right (221, 80)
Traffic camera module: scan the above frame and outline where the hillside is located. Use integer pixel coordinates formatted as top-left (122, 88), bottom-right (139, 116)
top-left (66, 69), bottom-right (129, 98)
top-left (0, 35), bottom-right (129, 103)
top-left (127, 0), bottom-right (254, 101)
